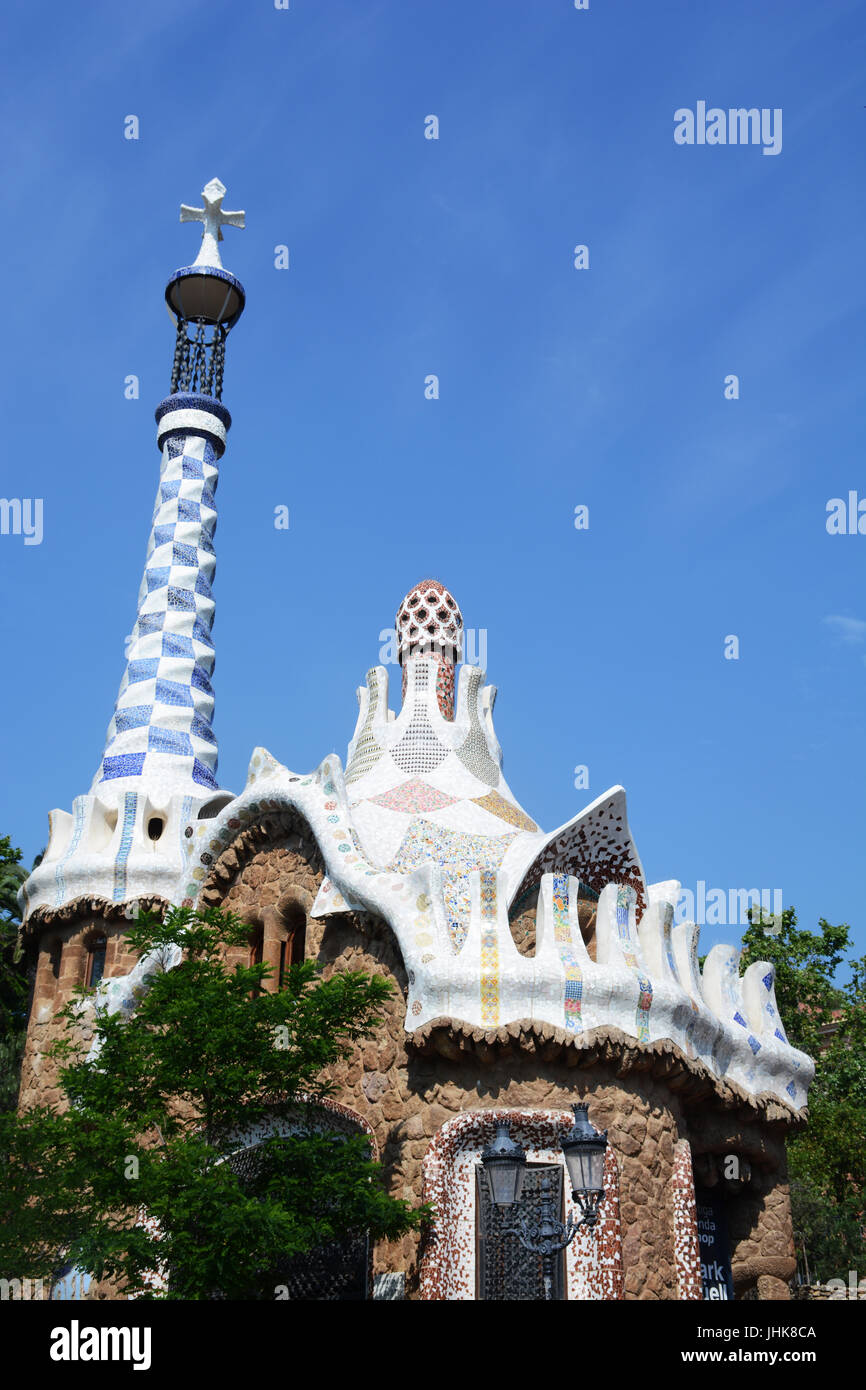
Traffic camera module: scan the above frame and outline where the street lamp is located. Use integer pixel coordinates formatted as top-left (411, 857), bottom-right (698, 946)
top-left (480, 1104), bottom-right (608, 1301)
top-left (560, 1102), bottom-right (608, 1229)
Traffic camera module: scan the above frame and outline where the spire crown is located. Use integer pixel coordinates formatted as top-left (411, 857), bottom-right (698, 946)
top-left (396, 580), bottom-right (463, 666)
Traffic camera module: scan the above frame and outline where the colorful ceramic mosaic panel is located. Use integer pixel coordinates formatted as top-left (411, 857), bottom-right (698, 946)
top-left (479, 871), bottom-right (499, 1026)
top-left (387, 819), bottom-right (517, 949)
top-left (553, 873), bottom-right (583, 1030)
top-left (112, 792), bottom-right (138, 901)
top-left (435, 658), bottom-right (455, 721)
top-left (472, 789), bottom-right (538, 832)
top-left (616, 886), bottom-right (653, 1043)
top-left (369, 779), bottom-right (457, 814)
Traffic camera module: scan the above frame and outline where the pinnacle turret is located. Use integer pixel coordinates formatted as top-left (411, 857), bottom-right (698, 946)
top-left (93, 179), bottom-right (246, 806)
top-left (22, 182), bottom-right (246, 917)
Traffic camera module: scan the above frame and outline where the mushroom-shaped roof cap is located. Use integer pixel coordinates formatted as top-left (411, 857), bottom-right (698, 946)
top-left (395, 580), bottom-right (463, 665)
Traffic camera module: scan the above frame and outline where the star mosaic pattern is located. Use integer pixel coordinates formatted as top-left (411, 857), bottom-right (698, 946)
top-left (93, 432), bottom-right (220, 793)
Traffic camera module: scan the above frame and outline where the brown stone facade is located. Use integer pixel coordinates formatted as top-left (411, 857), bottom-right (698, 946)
top-left (18, 808), bottom-right (804, 1300)
top-left (18, 896), bottom-right (168, 1112)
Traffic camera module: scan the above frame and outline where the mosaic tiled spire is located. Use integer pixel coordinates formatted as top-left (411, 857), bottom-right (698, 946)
top-left (91, 179), bottom-right (246, 804)
top-left (91, 419), bottom-right (226, 797)
top-left (19, 182), bottom-right (247, 920)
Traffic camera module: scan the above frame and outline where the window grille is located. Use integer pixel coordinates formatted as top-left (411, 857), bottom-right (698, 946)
top-left (475, 1164), bottom-right (566, 1301)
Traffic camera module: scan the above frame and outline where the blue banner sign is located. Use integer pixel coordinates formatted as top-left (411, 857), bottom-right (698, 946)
top-left (694, 1188), bottom-right (735, 1300)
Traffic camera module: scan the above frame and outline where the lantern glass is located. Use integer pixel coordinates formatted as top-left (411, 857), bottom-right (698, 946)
top-left (486, 1159), bottom-right (525, 1208)
top-left (560, 1103), bottom-right (608, 1200)
top-left (480, 1122), bottom-right (527, 1208)
top-left (564, 1145), bottom-right (605, 1198)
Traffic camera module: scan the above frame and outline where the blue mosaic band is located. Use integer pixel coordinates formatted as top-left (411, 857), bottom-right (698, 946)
top-left (155, 394), bottom-right (231, 458)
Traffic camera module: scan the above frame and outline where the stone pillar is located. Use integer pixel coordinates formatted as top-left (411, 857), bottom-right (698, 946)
top-left (729, 1168), bottom-right (796, 1297)
top-left (600, 1099), bottom-right (678, 1299)
top-left (262, 907), bottom-right (283, 994)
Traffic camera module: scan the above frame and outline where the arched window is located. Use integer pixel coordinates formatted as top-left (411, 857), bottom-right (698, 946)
top-left (248, 925), bottom-right (264, 969)
top-left (276, 902), bottom-right (306, 989)
top-left (221, 1105), bottom-right (373, 1300)
top-left (245, 920), bottom-right (265, 999)
top-left (84, 934), bottom-right (107, 988)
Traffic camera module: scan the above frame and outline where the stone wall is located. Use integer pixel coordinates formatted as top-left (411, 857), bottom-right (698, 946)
top-left (18, 898), bottom-right (165, 1111)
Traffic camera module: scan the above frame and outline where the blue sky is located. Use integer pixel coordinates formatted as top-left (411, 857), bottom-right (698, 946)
top-left (1, 0), bottom-right (863, 970)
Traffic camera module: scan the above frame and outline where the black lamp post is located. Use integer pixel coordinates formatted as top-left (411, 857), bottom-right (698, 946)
top-left (480, 1104), bottom-right (608, 1301)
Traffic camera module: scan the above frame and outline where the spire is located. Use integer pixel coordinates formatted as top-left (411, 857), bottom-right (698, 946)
top-left (20, 181), bottom-right (249, 920)
top-left (91, 180), bottom-right (246, 805)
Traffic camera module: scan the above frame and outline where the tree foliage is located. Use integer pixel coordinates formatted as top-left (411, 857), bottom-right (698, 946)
top-left (0, 835), bottom-right (30, 1113)
top-left (0, 906), bottom-right (424, 1299)
top-left (742, 906), bottom-right (866, 1283)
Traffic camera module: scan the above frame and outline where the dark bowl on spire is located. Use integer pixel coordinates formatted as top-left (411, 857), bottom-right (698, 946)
top-left (166, 265), bottom-right (246, 328)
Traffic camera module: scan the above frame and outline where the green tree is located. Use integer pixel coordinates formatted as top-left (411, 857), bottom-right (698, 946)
top-left (742, 907), bottom-right (866, 1283)
top-left (0, 905), bottom-right (423, 1299)
top-left (0, 835), bottom-right (30, 1113)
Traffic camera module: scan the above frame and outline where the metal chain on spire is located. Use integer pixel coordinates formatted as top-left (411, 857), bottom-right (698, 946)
top-left (169, 320), bottom-right (230, 399)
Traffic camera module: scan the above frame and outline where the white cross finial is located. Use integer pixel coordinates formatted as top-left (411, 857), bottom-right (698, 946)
top-left (179, 178), bottom-right (245, 269)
